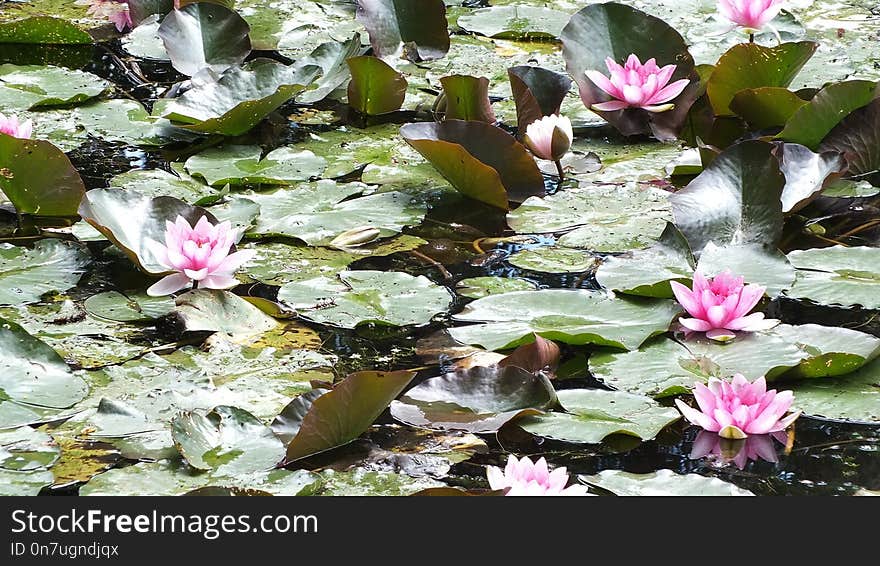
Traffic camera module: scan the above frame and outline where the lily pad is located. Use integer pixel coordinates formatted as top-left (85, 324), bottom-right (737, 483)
top-left (777, 80), bottom-right (879, 150)
top-left (729, 87), bottom-right (808, 130)
top-left (776, 143), bottom-right (846, 213)
top-left (669, 140), bottom-right (785, 253)
top-left (508, 247), bottom-right (597, 274)
top-left (579, 469), bottom-right (753, 496)
top-left (390, 365), bottom-right (555, 433)
top-left (317, 468), bottom-right (445, 496)
top-left (519, 389), bottom-right (681, 444)
top-left (792, 358), bottom-right (880, 424)
top-left (508, 183), bottom-right (672, 253)
top-left (0, 240), bottom-right (89, 305)
top-left (438, 75), bottom-right (495, 123)
top-left (174, 290), bottom-right (277, 339)
top-left (0, 16), bottom-right (92, 45)
top-left (0, 135), bottom-right (86, 217)
top-left (455, 277), bottom-right (537, 299)
top-left (786, 246), bottom-right (880, 310)
top-left (346, 55), bottom-right (407, 116)
top-left (184, 145), bottom-right (327, 186)
top-left (108, 168), bottom-right (219, 205)
top-left (0, 426), bottom-right (59, 471)
top-left (162, 58), bottom-right (321, 136)
top-left (172, 405), bottom-right (285, 475)
top-left (458, 6), bottom-right (569, 41)
top-left (0, 64), bottom-right (110, 110)
top-left (278, 270), bottom-right (452, 329)
top-left (400, 120), bottom-right (545, 210)
top-left (78, 189), bottom-right (217, 274)
top-left (158, 3), bottom-right (251, 77)
top-left (818, 97), bottom-right (880, 186)
top-left (0, 468), bottom-right (54, 496)
top-left (355, 0), bottom-right (449, 61)
top-left (695, 243), bottom-right (795, 298)
top-left (449, 290), bottom-right (680, 351)
top-left (297, 34), bottom-right (365, 104)
top-left (707, 42), bottom-right (817, 116)
top-left (122, 18), bottom-right (169, 60)
top-left (244, 180), bottom-right (426, 246)
top-left (561, 2), bottom-right (700, 139)
top-left (283, 370), bottom-right (416, 462)
top-left (0, 317), bottom-right (88, 408)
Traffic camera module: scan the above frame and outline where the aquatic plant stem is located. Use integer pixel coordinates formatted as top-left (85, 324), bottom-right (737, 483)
top-left (555, 159), bottom-right (565, 182)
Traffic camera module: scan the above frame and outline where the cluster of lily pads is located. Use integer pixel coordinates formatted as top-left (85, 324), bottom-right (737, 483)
top-left (0, 0), bottom-right (878, 497)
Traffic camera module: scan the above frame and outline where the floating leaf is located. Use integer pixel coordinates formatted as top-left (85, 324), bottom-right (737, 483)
top-left (0, 16), bottom-right (92, 45)
top-left (0, 135), bottom-right (85, 216)
top-left (0, 64), bottom-right (110, 110)
top-left (355, 0), bottom-right (449, 61)
top-left (792, 358), bottom-right (880, 424)
top-left (346, 55), bottom-right (407, 116)
top-left (561, 3), bottom-right (700, 139)
top-left (245, 180), bottom-right (425, 246)
top-left (47, 436), bottom-right (120, 489)
top-left (519, 389), bottom-right (680, 444)
top-left (777, 80), bottom-right (879, 150)
top-left (269, 389), bottom-right (329, 446)
top-left (172, 405), bottom-right (285, 475)
top-left (162, 58), bottom-right (320, 136)
top-left (449, 290), bottom-right (680, 351)
top-left (390, 366), bottom-right (555, 433)
top-left (158, 3), bottom-right (251, 77)
top-left (284, 370), bottom-right (416, 462)
top-left (438, 75), bottom-right (495, 123)
top-left (507, 184), bottom-right (672, 253)
top-left (184, 145), bottom-right (326, 186)
top-left (670, 140), bottom-right (784, 253)
top-left (786, 246), bottom-right (880, 310)
top-left (128, 0), bottom-right (175, 26)
top-left (818, 97), bottom-right (880, 186)
top-left (297, 33), bottom-right (365, 104)
top-left (83, 291), bottom-right (172, 323)
top-left (278, 270), bottom-right (452, 329)
top-left (508, 247), bottom-right (597, 274)
top-left (0, 426), bottom-right (59, 471)
top-left (400, 120), bottom-right (544, 210)
top-left (317, 468), bottom-right (444, 496)
top-left (0, 317), bottom-right (88, 408)
top-left (78, 189), bottom-right (217, 274)
top-left (707, 41), bottom-right (817, 116)
top-left (108, 168), bottom-right (218, 205)
top-left (729, 87), bottom-right (808, 130)
top-left (508, 65), bottom-right (572, 135)
top-left (696, 243), bottom-right (795, 298)
top-left (0, 468), bottom-right (54, 496)
top-left (579, 469), bottom-right (753, 496)
top-left (455, 277), bottom-right (537, 299)
top-left (458, 6), bottom-right (569, 40)
top-left (174, 290), bottom-right (277, 339)
top-left (0, 240), bottom-right (89, 305)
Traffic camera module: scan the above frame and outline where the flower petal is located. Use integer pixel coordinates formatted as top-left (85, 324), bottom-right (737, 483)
top-left (146, 273), bottom-right (191, 296)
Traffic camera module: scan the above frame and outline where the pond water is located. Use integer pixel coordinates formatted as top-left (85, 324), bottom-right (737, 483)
top-left (1, 0), bottom-right (879, 497)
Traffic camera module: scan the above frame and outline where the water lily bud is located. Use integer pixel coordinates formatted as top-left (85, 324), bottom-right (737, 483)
top-left (523, 114), bottom-right (573, 161)
top-left (329, 226), bottom-right (381, 248)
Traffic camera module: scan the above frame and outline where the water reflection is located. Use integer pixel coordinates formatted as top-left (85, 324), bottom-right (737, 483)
top-left (690, 431), bottom-right (788, 470)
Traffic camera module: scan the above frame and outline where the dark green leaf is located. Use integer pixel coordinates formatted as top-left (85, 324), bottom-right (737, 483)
top-left (0, 16), bottom-right (92, 45)
top-left (818, 97), bottom-right (880, 186)
top-left (729, 87), bottom-right (808, 129)
top-left (439, 75), bottom-right (495, 123)
top-left (158, 3), bottom-right (251, 77)
top-left (355, 0), bottom-right (449, 61)
top-left (346, 55), bottom-right (407, 116)
top-left (0, 136), bottom-right (85, 216)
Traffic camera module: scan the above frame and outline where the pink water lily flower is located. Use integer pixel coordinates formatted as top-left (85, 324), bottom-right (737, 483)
top-left (690, 430), bottom-right (787, 469)
top-left (76, 0), bottom-right (133, 32)
top-left (585, 54), bottom-right (690, 113)
top-left (146, 216), bottom-right (255, 296)
top-left (718, 0), bottom-right (784, 31)
top-left (0, 113), bottom-right (33, 139)
top-left (523, 114), bottom-right (573, 162)
top-left (676, 375), bottom-right (801, 440)
top-left (487, 455), bottom-right (590, 496)
top-left (671, 270), bottom-right (778, 341)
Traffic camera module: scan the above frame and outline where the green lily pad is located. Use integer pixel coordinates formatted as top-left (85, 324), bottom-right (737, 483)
top-left (0, 468), bottom-right (54, 496)
top-left (346, 55), bottom-right (407, 116)
top-left (108, 168), bottom-right (219, 205)
top-left (579, 469), bottom-right (753, 496)
top-left (707, 41), bottom-right (817, 116)
top-left (297, 33), bottom-right (365, 104)
top-left (0, 240), bottom-right (89, 305)
top-left (400, 120), bottom-right (545, 210)
top-left (390, 365), bottom-right (555, 433)
top-left (561, 2), bottom-right (700, 139)
top-left (696, 243), bottom-right (795, 298)
top-left (792, 358), bottom-right (880, 424)
top-left (184, 145), bottom-right (327, 186)
top-left (283, 370), bottom-right (416, 462)
top-left (278, 270), bottom-right (452, 329)
top-left (355, 0), bottom-right (449, 61)
top-left (174, 290), bottom-right (277, 338)
top-left (729, 87), bottom-right (808, 130)
top-left (158, 3), bottom-right (251, 77)
top-left (0, 317), bottom-right (88, 408)
top-left (172, 405), bottom-right (285, 475)
top-left (438, 74), bottom-right (495, 123)
top-left (449, 290), bottom-right (680, 351)
top-left (777, 80), bottom-right (879, 150)
top-left (508, 183), bottom-right (673, 253)
top-left (455, 276), bottom-right (537, 299)
top-left (78, 188), bottom-right (217, 274)
top-left (317, 468), bottom-right (445, 496)
top-left (0, 426), bottom-right (59, 471)
top-left (818, 97), bottom-right (880, 186)
top-left (162, 58), bottom-right (321, 136)
top-left (786, 246), bottom-right (880, 310)
top-left (670, 140), bottom-right (785, 253)
top-left (519, 389), bottom-right (681, 444)
top-left (121, 18), bottom-right (169, 60)
top-left (458, 5), bottom-right (569, 40)
top-left (245, 180), bottom-right (426, 246)
top-left (0, 64), bottom-right (110, 110)
top-left (0, 135), bottom-right (85, 217)
top-left (508, 247), bottom-right (597, 274)
top-left (0, 16), bottom-right (92, 45)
